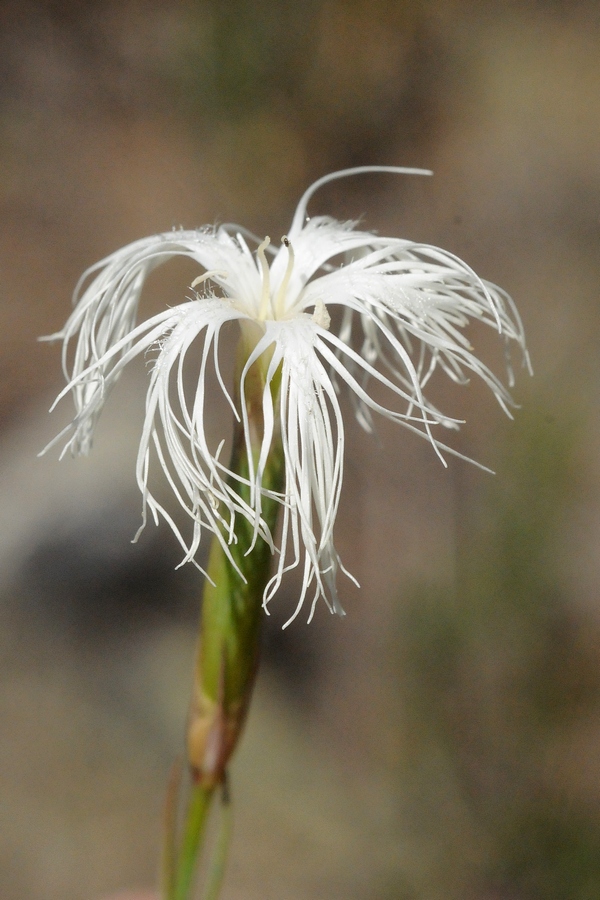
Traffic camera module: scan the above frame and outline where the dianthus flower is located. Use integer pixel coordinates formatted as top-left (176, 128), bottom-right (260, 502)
top-left (45, 166), bottom-right (528, 625)
top-left (44, 165), bottom-right (531, 892)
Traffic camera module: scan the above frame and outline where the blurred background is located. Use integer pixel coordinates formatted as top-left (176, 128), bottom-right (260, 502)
top-left (1, 1), bottom-right (600, 898)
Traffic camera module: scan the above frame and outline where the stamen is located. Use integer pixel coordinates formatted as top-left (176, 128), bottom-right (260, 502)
top-left (257, 236), bottom-right (272, 319)
top-left (273, 235), bottom-right (295, 318)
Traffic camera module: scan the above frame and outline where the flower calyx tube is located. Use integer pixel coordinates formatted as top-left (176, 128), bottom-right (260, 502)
top-left (186, 331), bottom-right (284, 788)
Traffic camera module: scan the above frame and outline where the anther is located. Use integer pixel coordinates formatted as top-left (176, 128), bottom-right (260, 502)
top-left (312, 298), bottom-right (331, 330)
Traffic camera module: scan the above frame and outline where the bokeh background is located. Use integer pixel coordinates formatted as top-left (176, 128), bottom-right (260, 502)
top-left (1, 1), bottom-right (600, 898)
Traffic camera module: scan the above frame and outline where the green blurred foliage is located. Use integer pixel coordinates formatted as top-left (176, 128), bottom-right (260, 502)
top-left (176, 0), bottom-right (320, 116)
top-left (390, 398), bottom-right (600, 899)
top-left (169, 0), bottom-right (458, 171)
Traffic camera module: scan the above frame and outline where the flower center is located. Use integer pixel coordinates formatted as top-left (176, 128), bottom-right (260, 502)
top-left (256, 235), bottom-right (295, 321)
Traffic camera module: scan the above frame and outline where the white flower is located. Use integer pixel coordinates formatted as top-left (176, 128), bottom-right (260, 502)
top-left (44, 166), bottom-right (529, 625)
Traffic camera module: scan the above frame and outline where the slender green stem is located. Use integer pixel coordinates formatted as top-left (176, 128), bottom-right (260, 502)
top-left (162, 759), bottom-right (182, 900)
top-left (172, 783), bottom-right (215, 900)
top-left (203, 782), bottom-right (234, 900)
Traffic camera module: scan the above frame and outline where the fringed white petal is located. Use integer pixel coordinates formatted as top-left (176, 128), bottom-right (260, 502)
top-left (45, 228), bottom-right (267, 431)
top-left (45, 166), bottom-right (530, 623)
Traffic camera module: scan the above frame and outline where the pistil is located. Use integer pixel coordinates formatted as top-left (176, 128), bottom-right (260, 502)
top-left (274, 235), bottom-right (295, 318)
top-left (256, 237), bottom-right (273, 320)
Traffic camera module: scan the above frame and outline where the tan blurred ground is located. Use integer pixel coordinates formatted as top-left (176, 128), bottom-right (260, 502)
top-left (1, 2), bottom-right (600, 899)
